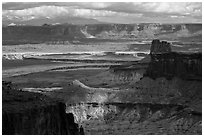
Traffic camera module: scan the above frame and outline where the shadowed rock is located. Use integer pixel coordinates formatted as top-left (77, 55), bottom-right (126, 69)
top-left (150, 39), bottom-right (171, 54)
top-left (2, 82), bottom-right (83, 135)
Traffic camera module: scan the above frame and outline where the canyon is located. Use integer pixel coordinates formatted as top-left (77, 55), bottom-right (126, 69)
top-left (63, 40), bottom-right (202, 134)
top-left (2, 39), bottom-right (202, 135)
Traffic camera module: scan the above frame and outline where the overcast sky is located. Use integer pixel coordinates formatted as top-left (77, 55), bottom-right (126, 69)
top-left (2, 2), bottom-right (202, 24)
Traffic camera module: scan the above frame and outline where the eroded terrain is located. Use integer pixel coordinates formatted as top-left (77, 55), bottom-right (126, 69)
top-left (2, 30), bottom-right (202, 135)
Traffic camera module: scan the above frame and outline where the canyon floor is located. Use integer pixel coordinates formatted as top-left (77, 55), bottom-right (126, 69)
top-left (2, 40), bottom-right (202, 135)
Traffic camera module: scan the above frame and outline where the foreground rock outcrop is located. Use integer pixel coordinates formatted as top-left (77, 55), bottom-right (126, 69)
top-left (2, 81), bottom-right (83, 135)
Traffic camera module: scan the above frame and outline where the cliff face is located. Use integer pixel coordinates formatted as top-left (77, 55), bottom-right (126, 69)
top-left (66, 103), bottom-right (201, 135)
top-left (2, 81), bottom-right (83, 135)
top-left (150, 39), bottom-right (171, 54)
top-left (111, 41), bottom-right (201, 112)
top-left (145, 52), bottom-right (202, 80)
top-left (2, 23), bottom-right (201, 45)
top-left (108, 64), bottom-right (147, 84)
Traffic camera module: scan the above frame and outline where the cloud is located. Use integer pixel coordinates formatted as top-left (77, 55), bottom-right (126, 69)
top-left (77, 2), bottom-right (111, 9)
top-left (3, 2), bottom-right (202, 16)
top-left (2, 2), bottom-right (111, 10)
top-left (3, 5), bottom-right (143, 20)
top-left (2, 2), bottom-right (202, 24)
top-left (98, 2), bottom-right (202, 17)
top-left (3, 6), bottom-right (68, 21)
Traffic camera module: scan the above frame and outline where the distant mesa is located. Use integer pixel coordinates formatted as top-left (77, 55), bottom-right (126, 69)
top-left (2, 24), bottom-right (202, 45)
top-left (150, 39), bottom-right (172, 54)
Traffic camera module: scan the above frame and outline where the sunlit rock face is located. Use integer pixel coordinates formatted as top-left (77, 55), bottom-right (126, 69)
top-left (66, 103), bottom-right (182, 125)
top-left (66, 103), bottom-right (201, 135)
top-left (86, 92), bottom-right (109, 103)
top-left (66, 103), bottom-right (117, 124)
top-left (72, 80), bottom-right (116, 103)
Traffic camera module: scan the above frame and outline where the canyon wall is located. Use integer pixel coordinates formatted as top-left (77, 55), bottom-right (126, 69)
top-left (2, 24), bottom-right (201, 45)
top-left (66, 103), bottom-right (201, 135)
top-left (2, 81), bottom-right (83, 135)
top-left (145, 52), bottom-right (202, 80)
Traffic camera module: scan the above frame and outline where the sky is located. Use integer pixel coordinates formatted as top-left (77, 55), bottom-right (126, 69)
top-left (2, 2), bottom-right (202, 25)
